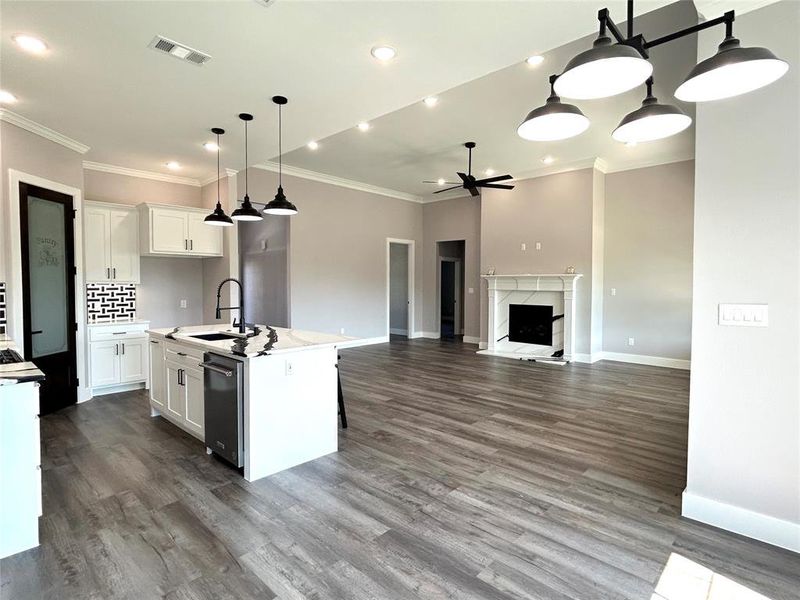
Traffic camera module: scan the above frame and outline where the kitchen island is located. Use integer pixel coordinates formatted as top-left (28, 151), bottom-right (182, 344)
top-left (147, 323), bottom-right (352, 481)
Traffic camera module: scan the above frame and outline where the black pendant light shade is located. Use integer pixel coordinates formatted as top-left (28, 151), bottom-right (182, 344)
top-left (231, 113), bottom-right (263, 221)
top-left (263, 95), bottom-right (298, 216)
top-left (612, 79), bottom-right (691, 143)
top-left (675, 36), bottom-right (788, 102)
top-left (204, 127), bottom-right (234, 227)
top-left (518, 75), bottom-right (590, 141)
top-left (554, 34), bottom-right (653, 100)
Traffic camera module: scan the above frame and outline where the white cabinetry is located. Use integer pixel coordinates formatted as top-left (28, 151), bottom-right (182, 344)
top-left (139, 203), bottom-right (222, 257)
top-left (151, 337), bottom-right (205, 440)
top-left (88, 322), bottom-right (150, 396)
top-left (83, 202), bottom-right (140, 283)
top-left (148, 338), bottom-right (165, 410)
top-left (0, 381), bottom-right (42, 559)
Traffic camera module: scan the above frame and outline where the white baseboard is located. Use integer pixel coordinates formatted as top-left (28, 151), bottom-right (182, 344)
top-left (573, 353), bottom-right (600, 364)
top-left (478, 341), bottom-right (487, 350)
top-left (408, 331), bottom-right (424, 339)
top-left (418, 331), bottom-right (441, 339)
top-left (682, 490), bottom-right (800, 553)
top-left (463, 336), bottom-right (480, 345)
top-left (337, 335), bottom-right (389, 349)
top-left (90, 381), bottom-right (146, 398)
top-left (598, 351), bottom-right (690, 370)
top-left (389, 328), bottom-right (408, 336)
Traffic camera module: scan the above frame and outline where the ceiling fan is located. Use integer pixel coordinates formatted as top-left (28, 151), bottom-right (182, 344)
top-left (423, 142), bottom-right (514, 197)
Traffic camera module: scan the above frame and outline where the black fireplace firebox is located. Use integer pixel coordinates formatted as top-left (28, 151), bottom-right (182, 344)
top-left (508, 304), bottom-right (553, 346)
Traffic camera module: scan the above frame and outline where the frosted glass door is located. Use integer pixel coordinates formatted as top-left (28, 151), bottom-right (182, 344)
top-left (27, 196), bottom-right (69, 358)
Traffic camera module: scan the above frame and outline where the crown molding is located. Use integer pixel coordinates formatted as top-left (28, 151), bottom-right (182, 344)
top-left (0, 109), bottom-right (90, 154)
top-left (511, 156), bottom-right (605, 183)
top-left (83, 161), bottom-right (201, 187)
top-left (602, 155), bottom-right (694, 174)
top-left (253, 162), bottom-right (422, 204)
top-left (421, 192), bottom-right (475, 205)
top-left (200, 168), bottom-right (239, 187)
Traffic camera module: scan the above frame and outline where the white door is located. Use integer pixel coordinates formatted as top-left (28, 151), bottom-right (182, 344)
top-left (90, 341), bottom-right (120, 387)
top-left (119, 338), bottom-right (147, 383)
top-left (151, 208), bottom-right (188, 254)
top-left (84, 207), bottom-right (111, 282)
top-left (109, 209), bottom-right (139, 283)
top-left (148, 340), bottom-right (165, 408)
top-left (187, 212), bottom-right (223, 256)
top-left (183, 366), bottom-right (205, 436)
top-left (165, 360), bottom-right (185, 419)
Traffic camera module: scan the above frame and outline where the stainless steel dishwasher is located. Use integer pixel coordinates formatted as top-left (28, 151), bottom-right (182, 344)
top-left (200, 353), bottom-right (244, 468)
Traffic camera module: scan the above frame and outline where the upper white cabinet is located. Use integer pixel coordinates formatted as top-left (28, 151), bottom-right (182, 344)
top-left (84, 202), bottom-right (140, 283)
top-left (139, 203), bottom-right (223, 258)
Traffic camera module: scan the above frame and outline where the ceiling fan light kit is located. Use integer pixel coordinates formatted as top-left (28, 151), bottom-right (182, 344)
top-left (424, 142), bottom-right (515, 197)
top-left (519, 0), bottom-right (788, 144)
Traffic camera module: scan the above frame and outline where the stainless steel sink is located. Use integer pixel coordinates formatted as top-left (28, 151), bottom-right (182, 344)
top-left (188, 332), bottom-right (242, 342)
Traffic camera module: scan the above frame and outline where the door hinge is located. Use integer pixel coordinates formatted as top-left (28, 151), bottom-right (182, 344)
top-left (73, 266), bottom-right (78, 276)
top-left (72, 209), bottom-right (77, 219)
top-left (74, 322), bottom-right (78, 332)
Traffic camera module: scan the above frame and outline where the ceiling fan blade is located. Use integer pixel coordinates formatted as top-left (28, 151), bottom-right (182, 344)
top-left (468, 186), bottom-right (480, 197)
top-left (474, 174), bottom-right (513, 184)
top-left (457, 172), bottom-right (471, 183)
top-left (477, 183), bottom-right (515, 190)
top-left (433, 185), bottom-right (464, 194)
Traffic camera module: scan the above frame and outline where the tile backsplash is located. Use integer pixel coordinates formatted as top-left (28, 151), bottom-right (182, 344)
top-left (86, 283), bottom-right (136, 322)
top-left (0, 282), bottom-right (6, 335)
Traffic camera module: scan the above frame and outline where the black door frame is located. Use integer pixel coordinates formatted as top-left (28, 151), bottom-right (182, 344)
top-left (18, 182), bottom-right (78, 411)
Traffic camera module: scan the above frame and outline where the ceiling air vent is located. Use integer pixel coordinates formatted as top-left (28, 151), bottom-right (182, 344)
top-left (148, 35), bottom-right (211, 66)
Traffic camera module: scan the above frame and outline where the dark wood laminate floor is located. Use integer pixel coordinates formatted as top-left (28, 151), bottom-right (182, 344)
top-left (2, 339), bottom-right (798, 599)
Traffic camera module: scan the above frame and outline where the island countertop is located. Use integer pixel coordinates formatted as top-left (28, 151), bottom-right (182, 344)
top-left (147, 323), bottom-right (354, 358)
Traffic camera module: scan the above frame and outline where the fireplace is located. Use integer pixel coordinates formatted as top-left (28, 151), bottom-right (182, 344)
top-left (508, 304), bottom-right (553, 345)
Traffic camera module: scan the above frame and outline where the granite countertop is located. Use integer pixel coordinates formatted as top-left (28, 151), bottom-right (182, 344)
top-left (87, 319), bottom-right (151, 327)
top-left (147, 324), bottom-right (354, 358)
top-left (0, 336), bottom-right (46, 385)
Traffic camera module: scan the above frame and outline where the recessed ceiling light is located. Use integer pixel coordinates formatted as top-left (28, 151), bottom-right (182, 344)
top-left (541, 156), bottom-right (555, 165)
top-left (166, 161), bottom-right (181, 170)
top-left (307, 141), bottom-right (319, 150)
top-left (357, 122), bottom-right (370, 132)
top-left (371, 45), bottom-right (397, 61)
top-left (526, 55), bottom-right (544, 67)
top-left (437, 178), bottom-right (446, 186)
top-left (484, 168), bottom-right (495, 176)
top-left (0, 90), bottom-right (18, 104)
top-left (423, 96), bottom-right (438, 108)
top-left (12, 34), bottom-right (48, 55)
top-left (203, 141), bottom-right (219, 152)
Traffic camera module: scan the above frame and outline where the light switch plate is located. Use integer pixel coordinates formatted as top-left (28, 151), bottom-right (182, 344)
top-left (718, 303), bottom-right (768, 327)
top-left (468, 287), bottom-right (474, 294)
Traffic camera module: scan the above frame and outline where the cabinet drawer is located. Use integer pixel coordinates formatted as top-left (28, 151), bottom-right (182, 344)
top-left (89, 323), bottom-right (149, 342)
top-left (165, 342), bottom-right (204, 366)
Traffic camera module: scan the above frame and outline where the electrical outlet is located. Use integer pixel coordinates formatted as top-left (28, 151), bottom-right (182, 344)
top-left (628, 337), bottom-right (635, 346)
top-left (179, 299), bottom-right (187, 308)
top-left (521, 243), bottom-right (527, 251)
top-left (340, 327), bottom-right (345, 335)
top-left (285, 360), bottom-right (294, 376)
top-left (260, 240), bottom-right (268, 251)
top-left (611, 288), bottom-right (616, 296)
top-left (535, 241), bottom-right (542, 251)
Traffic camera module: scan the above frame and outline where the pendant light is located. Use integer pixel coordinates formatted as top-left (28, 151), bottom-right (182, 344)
top-left (263, 95), bottom-right (298, 216)
top-left (554, 32), bottom-right (652, 100)
top-left (675, 34), bottom-right (788, 102)
top-left (612, 78), bottom-right (691, 144)
top-left (204, 127), bottom-right (233, 227)
top-left (517, 74), bottom-right (590, 141)
top-left (231, 113), bottom-right (263, 221)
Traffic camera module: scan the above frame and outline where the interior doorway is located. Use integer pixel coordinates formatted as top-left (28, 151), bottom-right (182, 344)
top-left (19, 182), bottom-right (78, 414)
top-left (386, 239), bottom-right (414, 340)
top-left (438, 240), bottom-right (465, 340)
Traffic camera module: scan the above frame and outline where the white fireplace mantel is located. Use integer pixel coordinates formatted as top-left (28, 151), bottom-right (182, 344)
top-left (481, 273), bottom-right (583, 361)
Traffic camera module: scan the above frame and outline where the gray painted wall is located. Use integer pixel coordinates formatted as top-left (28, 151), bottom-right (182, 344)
top-left (422, 196), bottom-right (481, 339)
top-left (137, 257), bottom-right (203, 328)
top-left (686, 1), bottom-right (799, 541)
top-left (480, 168), bottom-right (598, 354)
top-left (245, 167), bottom-right (423, 339)
top-left (603, 160), bottom-right (694, 359)
top-left (389, 243), bottom-right (408, 332)
top-left (84, 169), bottom-right (203, 208)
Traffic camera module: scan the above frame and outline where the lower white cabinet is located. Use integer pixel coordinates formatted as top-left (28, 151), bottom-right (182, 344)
top-left (0, 381), bottom-right (42, 559)
top-left (88, 322), bottom-right (150, 396)
top-left (152, 337), bottom-right (205, 440)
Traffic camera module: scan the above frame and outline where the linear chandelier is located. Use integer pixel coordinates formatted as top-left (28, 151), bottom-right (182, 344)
top-left (518, 0), bottom-right (789, 144)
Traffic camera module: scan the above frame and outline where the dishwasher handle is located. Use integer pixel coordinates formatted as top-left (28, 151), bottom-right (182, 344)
top-left (199, 361), bottom-right (234, 377)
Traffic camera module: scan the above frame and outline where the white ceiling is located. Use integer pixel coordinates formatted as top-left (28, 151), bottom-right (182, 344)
top-left (0, 0), bottom-right (776, 190)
